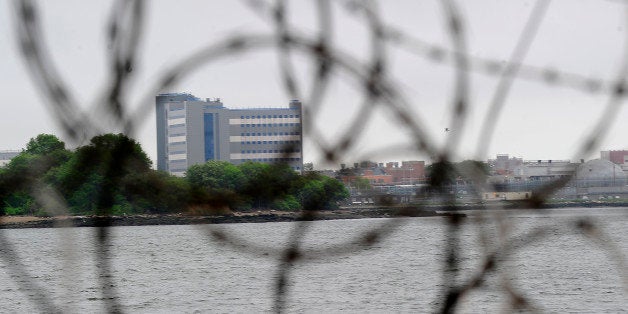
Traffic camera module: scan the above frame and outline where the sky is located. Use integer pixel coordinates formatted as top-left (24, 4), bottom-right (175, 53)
top-left (1, 0), bottom-right (627, 168)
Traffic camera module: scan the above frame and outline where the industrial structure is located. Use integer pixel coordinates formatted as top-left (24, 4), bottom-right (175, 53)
top-left (156, 93), bottom-right (303, 176)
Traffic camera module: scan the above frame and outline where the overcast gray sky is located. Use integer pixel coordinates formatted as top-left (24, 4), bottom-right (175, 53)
top-left (1, 0), bottom-right (627, 168)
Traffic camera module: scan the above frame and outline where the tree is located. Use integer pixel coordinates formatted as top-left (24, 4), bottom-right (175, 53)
top-left (121, 171), bottom-right (191, 214)
top-left (51, 133), bottom-right (152, 214)
top-left (241, 162), bottom-right (299, 207)
top-left (187, 161), bottom-right (245, 191)
top-left (298, 173), bottom-right (349, 210)
top-left (25, 134), bottom-right (65, 155)
top-left (1, 134), bottom-right (72, 216)
top-left (426, 160), bottom-right (457, 188)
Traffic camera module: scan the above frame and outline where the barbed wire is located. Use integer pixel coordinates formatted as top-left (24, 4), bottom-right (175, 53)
top-left (5, 0), bottom-right (628, 313)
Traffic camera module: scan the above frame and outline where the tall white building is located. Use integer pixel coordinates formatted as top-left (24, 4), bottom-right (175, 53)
top-left (156, 93), bottom-right (303, 176)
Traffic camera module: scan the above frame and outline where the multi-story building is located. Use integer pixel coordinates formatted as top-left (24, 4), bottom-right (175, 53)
top-left (156, 93), bottom-right (303, 176)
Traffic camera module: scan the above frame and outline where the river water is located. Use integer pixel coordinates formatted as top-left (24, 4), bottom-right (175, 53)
top-left (0, 207), bottom-right (626, 313)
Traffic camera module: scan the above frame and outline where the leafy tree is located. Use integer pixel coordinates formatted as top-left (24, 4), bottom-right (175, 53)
top-left (187, 161), bottom-right (245, 191)
top-left (426, 160), bottom-right (457, 188)
top-left (121, 171), bottom-right (191, 214)
top-left (298, 173), bottom-right (349, 210)
top-left (0, 134), bottom-right (71, 215)
top-left (25, 134), bottom-right (65, 155)
top-left (237, 162), bottom-right (299, 209)
top-left (51, 133), bottom-right (151, 214)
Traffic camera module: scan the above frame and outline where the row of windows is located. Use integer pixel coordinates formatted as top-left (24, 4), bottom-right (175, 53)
top-left (169, 150), bottom-right (186, 155)
top-left (241, 149), bottom-right (301, 154)
top-left (240, 132), bottom-right (300, 136)
top-left (170, 159), bottom-right (186, 163)
top-left (242, 158), bottom-right (301, 162)
top-left (240, 123), bottom-right (300, 127)
top-left (170, 123), bottom-right (185, 128)
top-left (242, 140), bottom-right (300, 145)
top-left (169, 132), bottom-right (186, 137)
top-left (170, 141), bottom-right (186, 145)
top-left (240, 114), bottom-right (299, 119)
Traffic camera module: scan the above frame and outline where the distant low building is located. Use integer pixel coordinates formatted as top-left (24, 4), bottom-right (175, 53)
top-left (339, 160), bottom-right (426, 186)
top-left (601, 150), bottom-right (628, 165)
top-left (488, 154), bottom-right (523, 175)
top-left (0, 150), bottom-right (20, 167)
top-left (385, 161), bottom-right (425, 184)
top-left (575, 159), bottom-right (627, 187)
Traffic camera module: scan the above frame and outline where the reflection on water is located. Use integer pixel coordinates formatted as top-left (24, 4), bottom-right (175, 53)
top-left (0, 207), bottom-right (626, 312)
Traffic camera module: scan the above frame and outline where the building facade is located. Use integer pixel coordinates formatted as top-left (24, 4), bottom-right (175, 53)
top-left (156, 93), bottom-right (303, 176)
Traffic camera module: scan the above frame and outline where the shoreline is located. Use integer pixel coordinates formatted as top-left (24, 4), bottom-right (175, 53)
top-left (0, 208), bottom-right (455, 229)
top-left (1, 201), bottom-right (626, 229)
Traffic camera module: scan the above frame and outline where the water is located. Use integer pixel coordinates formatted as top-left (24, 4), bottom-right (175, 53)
top-left (0, 207), bottom-right (626, 313)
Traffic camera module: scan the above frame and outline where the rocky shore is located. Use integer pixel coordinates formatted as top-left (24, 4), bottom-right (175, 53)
top-left (0, 207), bottom-right (456, 229)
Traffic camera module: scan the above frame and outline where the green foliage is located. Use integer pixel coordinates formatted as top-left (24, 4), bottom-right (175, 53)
top-left (2, 192), bottom-right (34, 215)
top-left (298, 173), bottom-right (349, 210)
top-left (272, 195), bottom-right (301, 211)
top-left (1, 133), bottom-right (351, 216)
top-left (237, 162), bottom-right (298, 209)
top-left (120, 171), bottom-right (191, 214)
top-left (187, 161), bottom-right (245, 191)
top-left (1, 133), bottom-right (164, 216)
top-left (26, 134), bottom-right (65, 155)
top-left (185, 161), bottom-right (349, 211)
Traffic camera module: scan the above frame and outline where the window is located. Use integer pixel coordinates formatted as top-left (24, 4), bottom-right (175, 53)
top-left (240, 116), bottom-right (244, 119)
